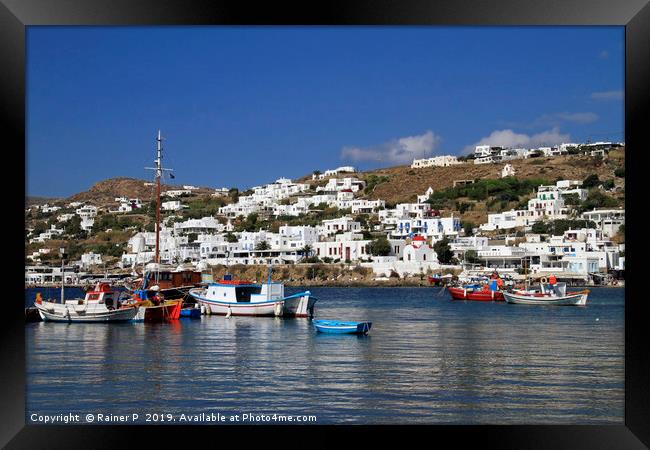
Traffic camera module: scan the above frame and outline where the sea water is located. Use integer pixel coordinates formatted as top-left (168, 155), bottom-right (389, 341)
top-left (25, 286), bottom-right (624, 424)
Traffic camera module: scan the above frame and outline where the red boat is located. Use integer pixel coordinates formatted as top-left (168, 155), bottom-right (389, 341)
top-left (447, 286), bottom-right (505, 301)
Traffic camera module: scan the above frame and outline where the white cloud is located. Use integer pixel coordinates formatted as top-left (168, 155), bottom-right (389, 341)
top-left (341, 130), bottom-right (441, 165)
top-left (590, 90), bottom-right (624, 101)
top-left (463, 127), bottom-right (571, 154)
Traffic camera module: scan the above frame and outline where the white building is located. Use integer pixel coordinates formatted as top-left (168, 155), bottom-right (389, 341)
top-left (411, 155), bottom-right (460, 169)
top-left (80, 252), bottom-right (102, 268)
top-left (313, 232), bottom-right (371, 261)
top-left (402, 235), bottom-right (437, 263)
top-left (313, 166), bottom-right (356, 180)
top-left (174, 217), bottom-right (224, 235)
top-left (501, 164), bottom-right (516, 178)
top-left (165, 189), bottom-right (192, 198)
top-left (317, 177), bottom-right (366, 193)
top-left (318, 216), bottom-right (362, 236)
top-left (162, 200), bottom-right (185, 211)
top-left (580, 208), bottom-right (625, 238)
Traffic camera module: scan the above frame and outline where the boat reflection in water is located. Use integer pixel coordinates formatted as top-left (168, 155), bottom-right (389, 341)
top-left (26, 287), bottom-right (623, 424)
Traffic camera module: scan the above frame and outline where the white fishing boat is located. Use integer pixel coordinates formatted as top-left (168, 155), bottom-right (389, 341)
top-left (503, 282), bottom-right (589, 306)
top-left (188, 273), bottom-right (317, 317)
top-left (35, 282), bottom-right (138, 322)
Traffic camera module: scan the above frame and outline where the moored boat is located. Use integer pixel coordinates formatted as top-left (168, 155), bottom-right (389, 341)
top-left (180, 306), bottom-right (201, 319)
top-left (188, 274), bottom-right (317, 317)
top-left (34, 282), bottom-right (138, 323)
top-left (447, 285), bottom-right (505, 301)
top-left (503, 283), bottom-right (589, 306)
top-left (313, 320), bottom-right (372, 334)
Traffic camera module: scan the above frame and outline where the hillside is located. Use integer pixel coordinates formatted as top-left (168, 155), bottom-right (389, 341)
top-left (67, 177), bottom-right (215, 206)
top-left (299, 149), bottom-right (624, 225)
top-left (361, 151), bottom-right (623, 204)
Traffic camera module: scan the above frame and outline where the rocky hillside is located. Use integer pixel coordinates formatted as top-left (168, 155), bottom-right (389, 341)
top-left (359, 150), bottom-right (624, 205)
top-left (67, 177), bottom-right (214, 206)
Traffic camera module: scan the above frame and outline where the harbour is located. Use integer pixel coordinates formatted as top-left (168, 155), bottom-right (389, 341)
top-left (25, 285), bottom-right (624, 424)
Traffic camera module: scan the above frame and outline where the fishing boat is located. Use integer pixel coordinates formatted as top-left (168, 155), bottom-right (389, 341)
top-left (125, 130), bottom-right (183, 323)
top-left (447, 277), bottom-right (506, 301)
top-left (428, 274), bottom-right (454, 285)
top-left (188, 271), bottom-right (317, 317)
top-left (503, 282), bottom-right (589, 306)
top-left (128, 286), bottom-right (183, 322)
top-left (313, 320), bottom-right (372, 334)
top-left (34, 282), bottom-right (138, 323)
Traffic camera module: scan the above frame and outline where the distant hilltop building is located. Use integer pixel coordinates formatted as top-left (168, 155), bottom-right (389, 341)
top-left (411, 155), bottom-right (460, 169)
top-left (313, 166), bottom-right (356, 180)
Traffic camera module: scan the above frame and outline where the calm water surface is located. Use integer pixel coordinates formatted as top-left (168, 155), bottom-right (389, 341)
top-left (25, 286), bottom-right (624, 424)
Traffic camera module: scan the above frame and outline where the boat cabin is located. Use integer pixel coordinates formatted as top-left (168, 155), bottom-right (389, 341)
top-left (142, 269), bottom-right (203, 290)
top-left (204, 278), bottom-right (285, 304)
top-left (75, 282), bottom-right (119, 308)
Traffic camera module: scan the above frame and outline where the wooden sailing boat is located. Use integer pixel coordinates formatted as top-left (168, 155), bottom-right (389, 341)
top-left (128, 130), bottom-right (182, 322)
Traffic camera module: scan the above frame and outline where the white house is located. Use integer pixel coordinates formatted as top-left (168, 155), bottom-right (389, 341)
top-left (318, 216), bottom-right (362, 236)
top-left (501, 164), bottom-right (516, 178)
top-left (313, 232), bottom-right (371, 261)
top-left (411, 155), bottom-right (461, 169)
top-left (80, 252), bottom-right (102, 268)
top-left (162, 200), bottom-right (184, 211)
top-left (402, 235), bottom-right (437, 263)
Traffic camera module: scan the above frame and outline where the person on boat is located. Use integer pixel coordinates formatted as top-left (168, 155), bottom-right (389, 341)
top-left (496, 277), bottom-right (504, 290)
top-left (549, 275), bottom-right (557, 285)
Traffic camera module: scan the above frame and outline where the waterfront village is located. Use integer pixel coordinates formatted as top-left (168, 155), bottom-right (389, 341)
top-left (25, 141), bottom-right (625, 288)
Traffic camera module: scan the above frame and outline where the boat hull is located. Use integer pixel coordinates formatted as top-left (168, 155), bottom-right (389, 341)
top-left (189, 290), bottom-right (316, 317)
top-left (503, 291), bottom-right (588, 306)
top-left (313, 320), bottom-right (372, 334)
top-left (180, 307), bottom-right (201, 319)
top-left (447, 287), bottom-right (505, 301)
top-left (132, 300), bottom-right (182, 322)
top-left (36, 302), bottom-right (138, 323)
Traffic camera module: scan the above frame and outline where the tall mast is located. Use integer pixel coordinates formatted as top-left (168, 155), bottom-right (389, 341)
top-left (146, 130), bottom-right (174, 267)
top-left (155, 130), bottom-right (162, 264)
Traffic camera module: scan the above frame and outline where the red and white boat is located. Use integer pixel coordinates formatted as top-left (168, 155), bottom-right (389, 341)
top-left (447, 285), bottom-right (505, 302)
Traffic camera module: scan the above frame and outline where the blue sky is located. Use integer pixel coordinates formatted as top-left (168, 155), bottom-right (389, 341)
top-left (27, 26), bottom-right (624, 197)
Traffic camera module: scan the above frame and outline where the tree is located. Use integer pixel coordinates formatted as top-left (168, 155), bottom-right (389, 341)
top-left (255, 240), bottom-right (270, 251)
top-left (225, 232), bottom-right (238, 243)
top-left (531, 221), bottom-right (550, 234)
top-left (614, 167), bottom-right (625, 178)
top-left (464, 249), bottom-right (480, 264)
top-left (299, 244), bottom-right (313, 259)
top-left (368, 236), bottom-right (391, 256)
top-left (433, 237), bottom-right (454, 264)
top-left (64, 215), bottom-right (87, 239)
top-left (462, 221), bottom-right (475, 236)
top-left (31, 221), bottom-right (48, 236)
top-left (582, 174), bottom-right (600, 189)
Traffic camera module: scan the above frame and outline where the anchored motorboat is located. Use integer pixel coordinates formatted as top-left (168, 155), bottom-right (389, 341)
top-left (188, 270), bottom-right (317, 317)
top-left (34, 282), bottom-right (138, 323)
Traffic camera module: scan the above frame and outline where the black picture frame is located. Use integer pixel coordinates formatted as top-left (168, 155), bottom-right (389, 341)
top-left (3, 0), bottom-right (648, 447)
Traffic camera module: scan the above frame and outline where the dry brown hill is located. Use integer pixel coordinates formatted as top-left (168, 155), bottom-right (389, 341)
top-left (67, 177), bottom-right (215, 206)
top-left (361, 151), bottom-right (624, 205)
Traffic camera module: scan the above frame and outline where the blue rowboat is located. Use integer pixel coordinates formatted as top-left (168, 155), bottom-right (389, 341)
top-left (180, 308), bottom-right (201, 319)
top-left (313, 320), bottom-right (372, 334)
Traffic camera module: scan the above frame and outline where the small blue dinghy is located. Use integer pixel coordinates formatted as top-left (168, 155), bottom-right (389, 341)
top-left (313, 320), bottom-right (372, 335)
top-left (180, 308), bottom-right (201, 319)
